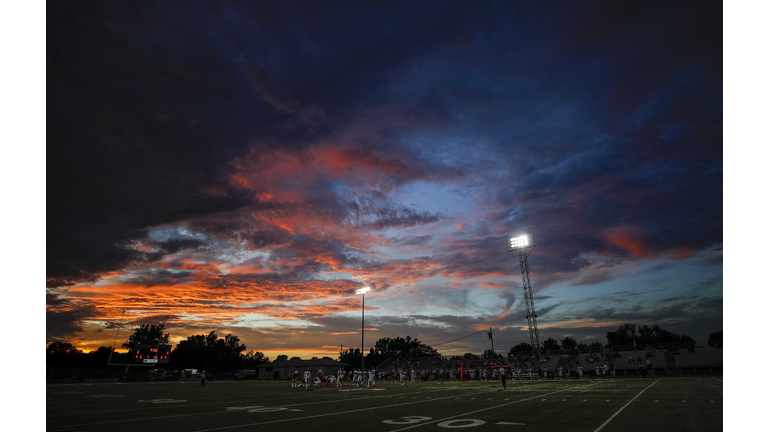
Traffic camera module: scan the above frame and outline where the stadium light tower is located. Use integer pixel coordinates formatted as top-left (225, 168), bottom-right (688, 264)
top-left (355, 286), bottom-right (371, 371)
top-left (506, 234), bottom-right (541, 359)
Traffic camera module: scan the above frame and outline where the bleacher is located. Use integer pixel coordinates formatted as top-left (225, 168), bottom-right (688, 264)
top-left (667, 347), bottom-right (723, 373)
top-left (578, 347), bottom-right (723, 376)
top-left (385, 344), bottom-right (722, 381)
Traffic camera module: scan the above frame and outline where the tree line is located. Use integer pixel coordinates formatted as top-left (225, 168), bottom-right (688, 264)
top-left (508, 323), bottom-right (720, 355)
top-left (47, 325), bottom-right (269, 371)
top-left (47, 323), bottom-right (722, 370)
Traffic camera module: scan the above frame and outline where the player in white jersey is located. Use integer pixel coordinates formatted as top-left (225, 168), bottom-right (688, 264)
top-left (399, 369), bottom-right (406, 385)
top-left (577, 365), bottom-right (583, 379)
top-left (303, 370), bottom-right (311, 388)
top-left (292, 370), bottom-right (299, 387)
top-left (367, 369), bottom-right (375, 387)
top-left (337, 369), bottom-right (344, 387)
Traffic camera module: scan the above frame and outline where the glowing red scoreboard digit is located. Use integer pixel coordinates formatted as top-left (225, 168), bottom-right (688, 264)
top-left (133, 344), bottom-right (172, 364)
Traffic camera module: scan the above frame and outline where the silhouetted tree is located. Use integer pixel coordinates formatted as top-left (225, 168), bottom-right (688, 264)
top-left (274, 354), bottom-right (289, 362)
top-left (708, 331), bottom-right (723, 347)
top-left (369, 336), bottom-right (439, 358)
top-left (606, 323), bottom-right (638, 346)
top-left (290, 356), bottom-right (302, 360)
top-left (542, 337), bottom-right (560, 351)
top-left (47, 341), bottom-right (81, 356)
top-left (509, 342), bottom-right (533, 355)
top-left (84, 346), bottom-right (114, 368)
top-left (242, 351), bottom-right (269, 368)
top-left (46, 341), bottom-right (83, 367)
top-left (169, 331), bottom-right (246, 371)
top-left (338, 348), bottom-right (362, 367)
top-left (561, 337), bottom-right (577, 350)
top-left (121, 324), bottom-right (170, 350)
top-left (607, 323), bottom-right (695, 347)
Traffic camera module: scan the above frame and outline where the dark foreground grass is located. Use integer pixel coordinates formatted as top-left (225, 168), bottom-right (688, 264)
top-left (47, 377), bottom-right (722, 432)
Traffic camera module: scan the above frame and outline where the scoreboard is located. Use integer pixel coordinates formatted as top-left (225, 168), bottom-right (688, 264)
top-left (133, 344), bottom-right (171, 364)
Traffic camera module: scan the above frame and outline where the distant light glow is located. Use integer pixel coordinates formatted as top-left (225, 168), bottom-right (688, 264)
top-left (355, 287), bottom-right (371, 295)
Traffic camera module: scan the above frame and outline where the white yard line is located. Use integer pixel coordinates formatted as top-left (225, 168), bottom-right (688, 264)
top-left (593, 379), bottom-right (659, 432)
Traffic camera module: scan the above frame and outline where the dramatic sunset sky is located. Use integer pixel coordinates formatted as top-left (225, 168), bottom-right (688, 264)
top-left (46, 1), bottom-right (723, 359)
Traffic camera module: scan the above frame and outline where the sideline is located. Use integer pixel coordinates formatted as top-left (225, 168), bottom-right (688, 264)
top-left (593, 379), bottom-right (659, 432)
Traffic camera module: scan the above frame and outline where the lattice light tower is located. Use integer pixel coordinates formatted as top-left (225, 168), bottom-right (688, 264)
top-left (506, 234), bottom-right (541, 359)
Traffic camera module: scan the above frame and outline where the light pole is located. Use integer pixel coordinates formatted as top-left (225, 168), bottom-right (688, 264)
top-left (355, 287), bottom-right (371, 371)
top-left (506, 234), bottom-right (541, 359)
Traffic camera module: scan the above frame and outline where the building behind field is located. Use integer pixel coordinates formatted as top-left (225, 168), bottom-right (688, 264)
top-left (257, 359), bottom-right (349, 380)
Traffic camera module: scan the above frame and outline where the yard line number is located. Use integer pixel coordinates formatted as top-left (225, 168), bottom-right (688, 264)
top-left (383, 417), bottom-right (490, 428)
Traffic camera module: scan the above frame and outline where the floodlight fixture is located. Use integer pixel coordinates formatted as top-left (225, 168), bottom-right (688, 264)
top-left (506, 234), bottom-right (535, 254)
top-left (355, 287), bottom-right (371, 295)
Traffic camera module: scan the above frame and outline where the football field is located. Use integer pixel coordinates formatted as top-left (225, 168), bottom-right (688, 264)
top-left (47, 377), bottom-right (723, 432)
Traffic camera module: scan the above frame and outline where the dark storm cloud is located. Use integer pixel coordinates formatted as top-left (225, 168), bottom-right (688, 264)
top-left (46, 290), bottom-right (70, 307)
top-left (46, 292), bottom-right (98, 340)
top-left (154, 238), bottom-right (205, 255)
top-left (119, 269), bottom-right (195, 288)
top-left (366, 207), bottom-right (442, 231)
top-left (184, 213), bottom-right (294, 249)
top-left (47, 1), bottom-right (269, 286)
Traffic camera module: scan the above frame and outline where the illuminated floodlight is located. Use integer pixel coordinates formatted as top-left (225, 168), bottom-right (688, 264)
top-left (506, 234), bottom-right (535, 254)
top-left (355, 287), bottom-right (371, 295)
top-left (509, 235), bottom-right (529, 248)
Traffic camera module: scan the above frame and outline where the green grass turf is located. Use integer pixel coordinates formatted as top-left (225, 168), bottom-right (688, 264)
top-left (46, 377), bottom-right (722, 432)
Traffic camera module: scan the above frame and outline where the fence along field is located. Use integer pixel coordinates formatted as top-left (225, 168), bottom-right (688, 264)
top-left (46, 375), bottom-right (723, 432)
